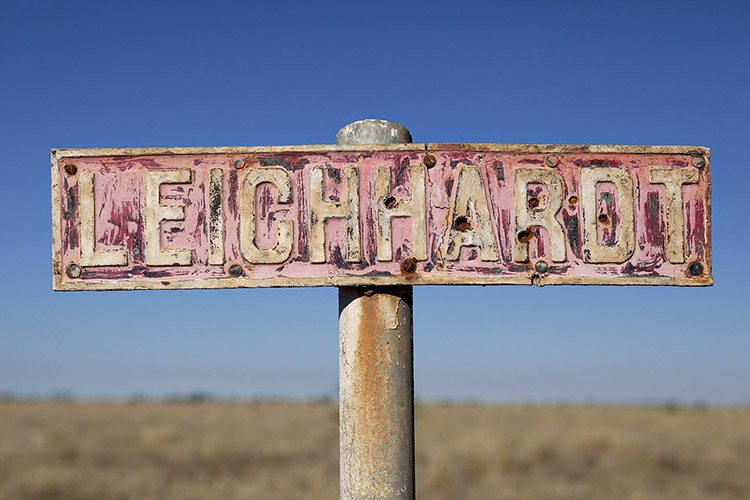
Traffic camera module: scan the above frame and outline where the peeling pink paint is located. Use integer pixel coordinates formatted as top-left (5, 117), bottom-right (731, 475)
top-left (52, 147), bottom-right (712, 289)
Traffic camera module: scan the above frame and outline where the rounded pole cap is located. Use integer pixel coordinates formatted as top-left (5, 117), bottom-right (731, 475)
top-left (336, 119), bottom-right (412, 145)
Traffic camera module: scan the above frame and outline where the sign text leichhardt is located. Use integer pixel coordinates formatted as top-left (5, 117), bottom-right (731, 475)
top-left (51, 143), bottom-right (711, 290)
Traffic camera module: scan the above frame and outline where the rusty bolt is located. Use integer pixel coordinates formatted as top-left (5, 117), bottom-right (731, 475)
top-left (66, 264), bottom-right (82, 279)
top-left (423, 154), bottom-right (437, 168)
top-left (535, 260), bottom-right (549, 273)
top-left (233, 158), bottom-right (247, 170)
top-left (517, 229), bottom-right (533, 243)
top-left (598, 213), bottom-right (610, 224)
top-left (528, 197), bottom-right (540, 209)
top-left (688, 261), bottom-right (704, 276)
top-left (691, 156), bottom-right (706, 168)
top-left (400, 257), bottom-right (417, 274)
top-left (228, 264), bottom-right (243, 277)
top-left (384, 195), bottom-right (398, 209)
top-left (568, 195), bottom-right (578, 206)
top-left (545, 155), bottom-right (560, 167)
top-left (64, 164), bottom-right (77, 176)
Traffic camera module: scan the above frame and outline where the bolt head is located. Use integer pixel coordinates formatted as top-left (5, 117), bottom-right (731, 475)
top-left (545, 155), bottom-right (560, 167)
top-left (423, 154), bottom-right (437, 168)
top-left (66, 264), bottom-right (82, 279)
top-left (64, 164), bottom-right (77, 176)
top-left (228, 264), bottom-right (243, 277)
top-left (535, 260), bottom-right (549, 273)
top-left (233, 158), bottom-right (246, 170)
top-left (691, 156), bottom-right (706, 168)
top-left (688, 261), bottom-right (704, 276)
top-left (400, 257), bottom-right (417, 274)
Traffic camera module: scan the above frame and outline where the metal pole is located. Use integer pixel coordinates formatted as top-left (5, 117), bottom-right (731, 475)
top-left (337, 119), bottom-right (415, 500)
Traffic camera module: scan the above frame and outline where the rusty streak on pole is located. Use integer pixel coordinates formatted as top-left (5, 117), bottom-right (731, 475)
top-left (337, 119), bottom-right (415, 500)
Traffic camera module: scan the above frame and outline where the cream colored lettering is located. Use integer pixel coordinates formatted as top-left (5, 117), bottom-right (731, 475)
top-left (144, 169), bottom-right (193, 266)
top-left (309, 166), bottom-right (361, 263)
top-left (239, 168), bottom-right (294, 264)
top-left (581, 167), bottom-right (635, 263)
top-left (376, 165), bottom-right (427, 261)
top-left (649, 168), bottom-right (699, 263)
top-left (79, 172), bottom-right (127, 267)
top-left (513, 168), bottom-right (566, 263)
top-left (441, 164), bottom-right (498, 261)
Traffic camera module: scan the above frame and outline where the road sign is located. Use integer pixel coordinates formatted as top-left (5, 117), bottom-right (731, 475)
top-left (51, 143), bottom-right (711, 290)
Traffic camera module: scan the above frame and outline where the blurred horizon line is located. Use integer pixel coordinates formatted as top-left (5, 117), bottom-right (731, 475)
top-left (1, 391), bottom-right (748, 409)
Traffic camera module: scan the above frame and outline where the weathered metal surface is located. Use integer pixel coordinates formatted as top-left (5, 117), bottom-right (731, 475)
top-left (338, 119), bottom-right (415, 500)
top-left (339, 286), bottom-right (414, 500)
top-left (51, 143), bottom-right (712, 290)
top-left (336, 119), bottom-right (412, 145)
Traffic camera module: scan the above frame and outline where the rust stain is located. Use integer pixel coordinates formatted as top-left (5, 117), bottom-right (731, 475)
top-left (518, 229), bottom-right (533, 243)
top-left (355, 295), bottom-right (388, 448)
top-left (454, 216), bottom-right (471, 232)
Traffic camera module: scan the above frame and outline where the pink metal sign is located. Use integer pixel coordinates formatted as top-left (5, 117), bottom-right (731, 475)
top-left (51, 143), bottom-right (711, 290)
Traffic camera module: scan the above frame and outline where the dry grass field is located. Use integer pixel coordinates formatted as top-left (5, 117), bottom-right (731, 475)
top-left (1, 400), bottom-right (749, 500)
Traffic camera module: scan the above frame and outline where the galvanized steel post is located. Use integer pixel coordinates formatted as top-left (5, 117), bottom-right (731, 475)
top-left (337, 119), bottom-right (415, 500)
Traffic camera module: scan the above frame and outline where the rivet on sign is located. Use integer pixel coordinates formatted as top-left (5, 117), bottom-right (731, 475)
top-left (528, 196), bottom-right (541, 209)
top-left (423, 154), bottom-right (437, 169)
top-left (384, 195), bottom-right (398, 209)
top-left (64, 164), bottom-right (78, 176)
top-left (598, 213), bottom-right (610, 224)
top-left (228, 264), bottom-right (243, 277)
top-left (66, 264), bottom-right (82, 279)
top-left (400, 257), bottom-right (417, 274)
top-left (691, 156), bottom-right (706, 168)
top-left (545, 155), bottom-right (560, 167)
top-left (233, 158), bottom-right (247, 170)
top-left (568, 195), bottom-right (578, 206)
top-left (535, 260), bottom-right (549, 274)
top-left (688, 261), bottom-right (704, 276)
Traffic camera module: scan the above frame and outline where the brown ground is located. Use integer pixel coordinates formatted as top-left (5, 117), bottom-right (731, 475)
top-left (1, 400), bottom-right (748, 500)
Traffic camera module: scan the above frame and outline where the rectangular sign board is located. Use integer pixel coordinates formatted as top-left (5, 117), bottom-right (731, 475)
top-left (51, 143), bottom-right (711, 290)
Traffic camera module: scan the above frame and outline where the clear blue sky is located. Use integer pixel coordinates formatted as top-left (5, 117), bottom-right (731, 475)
top-left (1, 0), bottom-right (747, 403)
